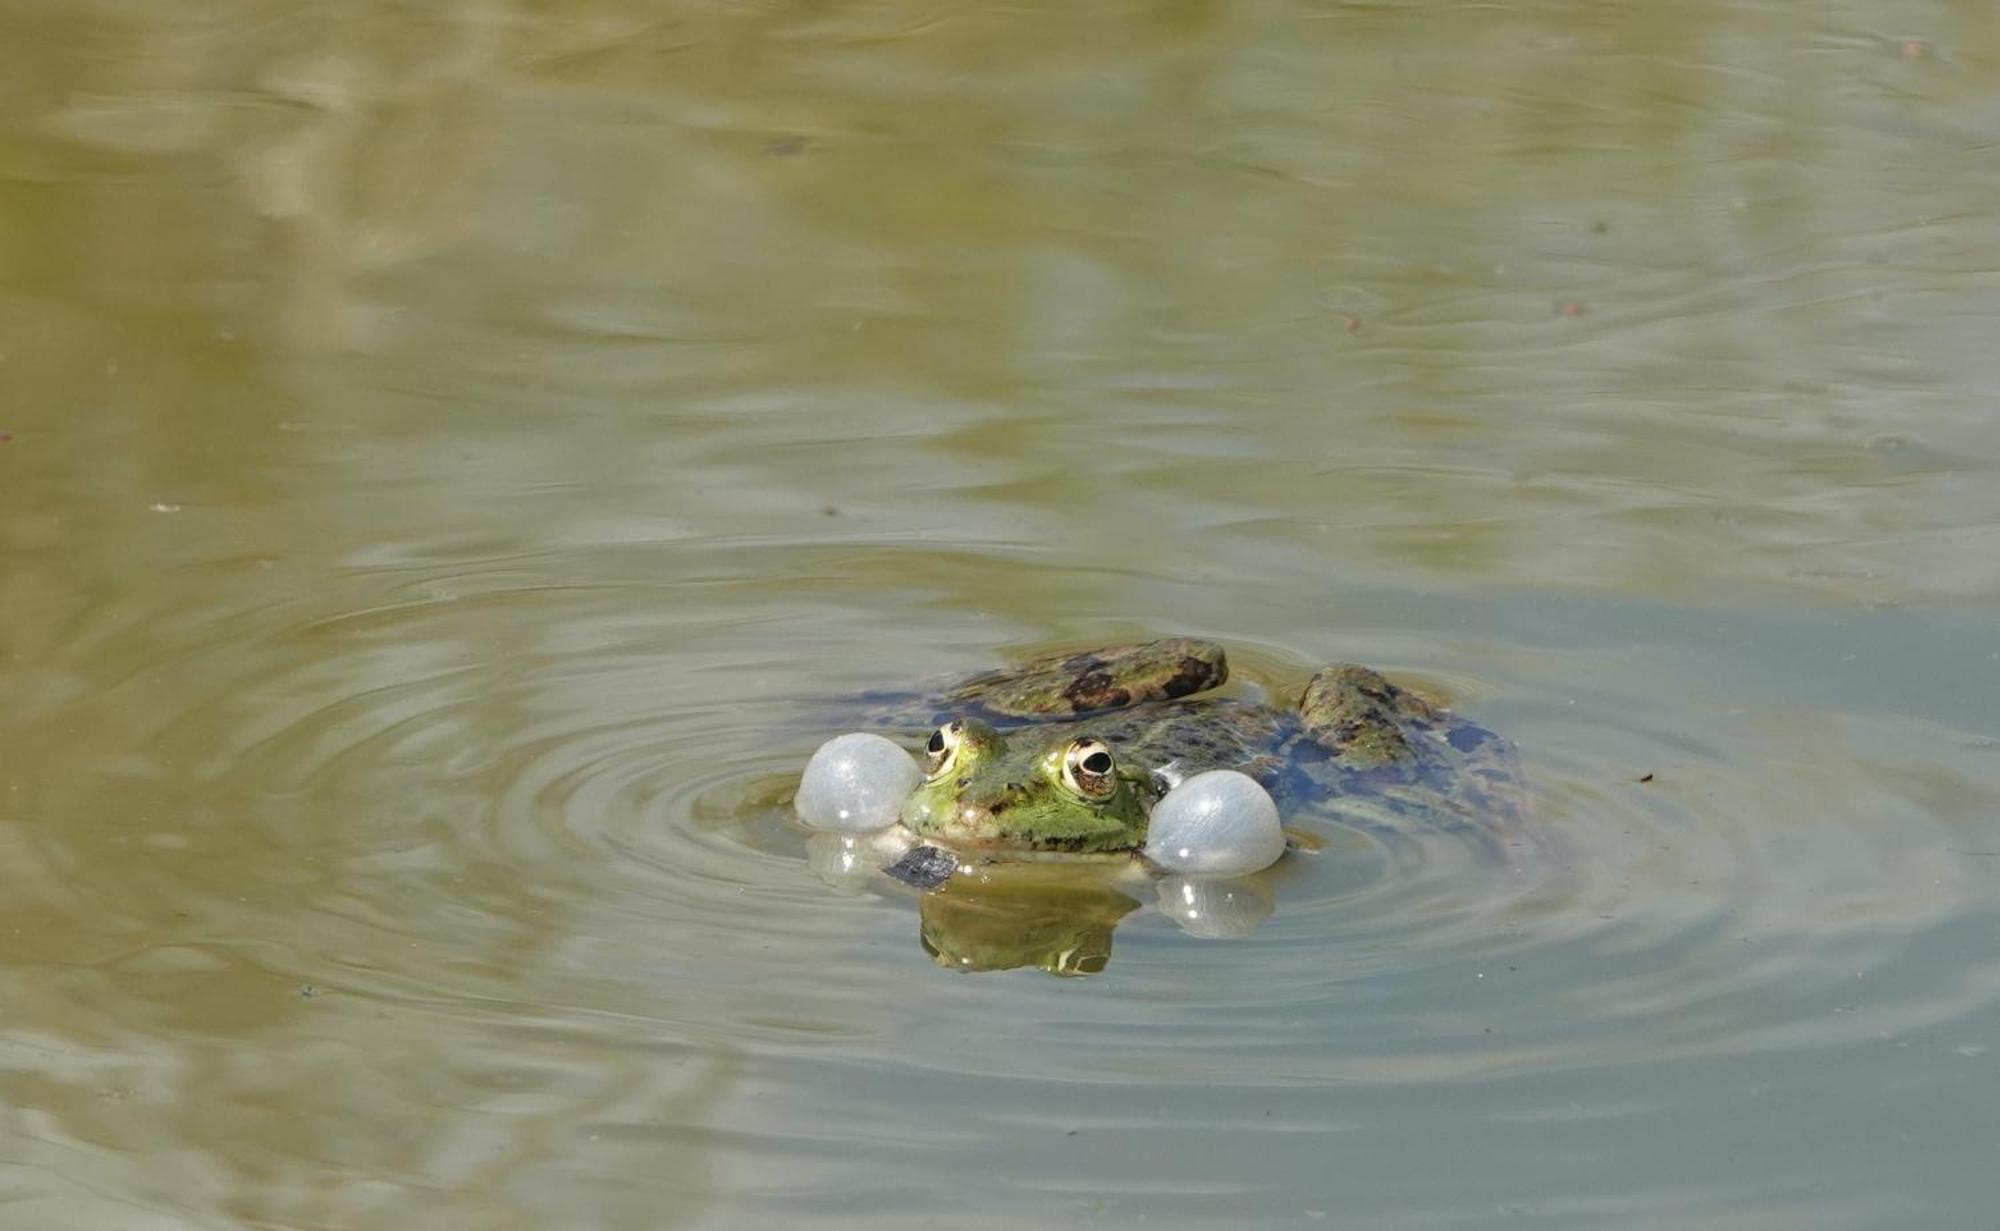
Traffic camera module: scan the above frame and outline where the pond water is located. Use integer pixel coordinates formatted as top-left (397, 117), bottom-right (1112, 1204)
top-left (3, 0), bottom-right (1998, 1225)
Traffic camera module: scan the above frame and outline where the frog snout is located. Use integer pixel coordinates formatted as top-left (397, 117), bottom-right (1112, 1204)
top-left (958, 781), bottom-right (1025, 818)
top-left (901, 779), bottom-right (1024, 831)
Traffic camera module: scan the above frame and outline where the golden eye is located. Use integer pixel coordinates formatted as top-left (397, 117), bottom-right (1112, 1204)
top-left (1062, 738), bottom-right (1117, 800)
top-left (923, 721), bottom-right (964, 779)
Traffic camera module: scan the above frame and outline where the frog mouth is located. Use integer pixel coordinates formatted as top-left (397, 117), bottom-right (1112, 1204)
top-left (879, 836), bottom-right (1139, 897)
top-left (892, 825), bottom-right (1139, 862)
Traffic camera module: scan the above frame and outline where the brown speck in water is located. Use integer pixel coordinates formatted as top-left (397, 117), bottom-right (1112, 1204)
top-left (1638, 772), bottom-right (1655, 784)
top-left (1902, 40), bottom-right (1924, 58)
top-left (1562, 301), bottom-right (1584, 317)
top-left (822, 505), bottom-right (840, 517)
top-left (1343, 316), bottom-right (1361, 335)
top-left (767, 136), bottom-right (807, 157)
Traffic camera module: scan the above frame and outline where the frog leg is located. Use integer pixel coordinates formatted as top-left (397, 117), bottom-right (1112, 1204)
top-left (1298, 665), bottom-right (1529, 833)
top-left (1295, 664), bottom-right (1439, 772)
top-left (883, 843), bottom-right (959, 890)
top-left (941, 637), bottom-right (1228, 719)
top-left (817, 637), bottom-right (1229, 735)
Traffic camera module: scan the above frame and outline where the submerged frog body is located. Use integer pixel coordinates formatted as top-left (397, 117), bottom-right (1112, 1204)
top-left (873, 637), bottom-right (1520, 862)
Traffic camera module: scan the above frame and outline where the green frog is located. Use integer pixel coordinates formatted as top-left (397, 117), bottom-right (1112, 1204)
top-left (860, 637), bottom-right (1519, 882)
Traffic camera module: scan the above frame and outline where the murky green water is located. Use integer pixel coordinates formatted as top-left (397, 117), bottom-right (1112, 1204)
top-left (4, 1), bottom-right (1999, 1225)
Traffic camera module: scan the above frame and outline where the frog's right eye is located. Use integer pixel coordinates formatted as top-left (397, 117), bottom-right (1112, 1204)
top-left (923, 721), bottom-right (964, 778)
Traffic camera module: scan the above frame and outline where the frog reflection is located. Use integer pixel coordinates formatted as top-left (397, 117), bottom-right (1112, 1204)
top-left (808, 832), bottom-right (1276, 975)
top-left (919, 875), bottom-right (1139, 976)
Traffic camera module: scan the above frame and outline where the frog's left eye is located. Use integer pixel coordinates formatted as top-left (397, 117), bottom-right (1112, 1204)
top-left (1062, 738), bottom-right (1118, 800)
top-left (923, 721), bottom-right (964, 779)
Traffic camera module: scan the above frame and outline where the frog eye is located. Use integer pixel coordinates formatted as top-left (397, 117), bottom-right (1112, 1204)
top-left (1061, 738), bottom-right (1118, 800)
top-left (923, 721), bottom-right (964, 778)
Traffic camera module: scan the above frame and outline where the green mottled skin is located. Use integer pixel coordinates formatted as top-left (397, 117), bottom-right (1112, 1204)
top-left (877, 638), bottom-right (1519, 857)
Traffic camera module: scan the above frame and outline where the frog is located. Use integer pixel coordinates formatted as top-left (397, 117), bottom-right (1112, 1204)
top-left (856, 636), bottom-right (1521, 886)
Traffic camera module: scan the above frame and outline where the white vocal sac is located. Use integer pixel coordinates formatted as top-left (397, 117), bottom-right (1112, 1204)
top-left (1142, 770), bottom-right (1286, 877)
top-left (794, 733), bottom-right (921, 833)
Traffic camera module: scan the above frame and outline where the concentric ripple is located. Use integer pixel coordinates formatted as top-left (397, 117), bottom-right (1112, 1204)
top-left (5, 527), bottom-right (1999, 1229)
top-left (7, 546), bottom-right (1996, 1063)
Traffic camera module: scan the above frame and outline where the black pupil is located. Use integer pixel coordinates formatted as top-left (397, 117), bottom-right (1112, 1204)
top-left (1081, 750), bottom-right (1112, 775)
top-left (927, 730), bottom-right (946, 754)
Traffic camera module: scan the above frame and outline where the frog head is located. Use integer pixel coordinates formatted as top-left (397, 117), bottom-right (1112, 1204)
top-left (898, 718), bottom-right (1151, 853)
